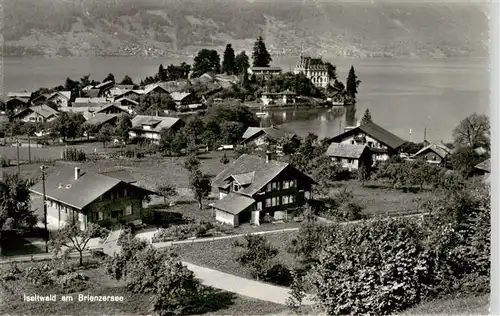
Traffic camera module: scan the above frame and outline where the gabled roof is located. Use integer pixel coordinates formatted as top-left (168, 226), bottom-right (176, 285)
top-left (212, 193), bottom-right (255, 215)
top-left (329, 122), bottom-right (405, 150)
top-left (95, 80), bottom-right (114, 89)
top-left (100, 169), bottom-right (137, 183)
top-left (242, 126), bottom-right (293, 142)
top-left (86, 89), bottom-right (101, 98)
top-left (212, 154), bottom-right (315, 197)
top-left (414, 143), bottom-right (451, 159)
top-left (96, 103), bottom-right (129, 114)
top-left (83, 113), bottom-right (119, 127)
top-left (48, 91), bottom-right (71, 100)
top-left (114, 97), bottom-right (139, 105)
top-left (170, 92), bottom-right (192, 102)
top-left (475, 158), bottom-right (490, 173)
top-left (224, 171), bottom-right (255, 186)
top-left (6, 97), bottom-right (28, 104)
top-left (144, 83), bottom-right (170, 95)
top-left (74, 97), bottom-right (109, 104)
top-left (114, 84), bottom-right (135, 90)
top-left (130, 115), bottom-right (183, 133)
top-left (7, 92), bottom-right (32, 99)
top-left (12, 105), bottom-right (59, 119)
top-left (30, 167), bottom-right (155, 210)
top-left (326, 143), bottom-right (369, 159)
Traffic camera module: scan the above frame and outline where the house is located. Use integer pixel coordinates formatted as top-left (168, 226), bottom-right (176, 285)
top-left (31, 94), bottom-right (50, 105)
top-left (11, 105), bottom-right (59, 123)
top-left (83, 114), bottom-right (119, 131)
top-left (94, 80), bottom-right (115, 97)
top-left (114, 89), bottom-right (144, 101)
top-left (412, 143), bottom-right (451, 165)
top-left (211, 153), bottom-right (316, 227)
top-left (5, 98), bottom-right (29, 114)
top-left (294, 55), bottom-right (331, 88)
top-left (474, 158), bottom-right (490, 175)
top-left (143, 83), bottom-right (170, 97)
top-left (114, 97), bottom-right (138, 108)
top-left (29, 167), bottom-right (156, 230)
top-left (325, 143), bottom-right (372, 171)
top-left (241, 126), bottom-right (296, 150)
top-left (328, 122), bottom-right (405, 162)
top-left (95, 103), bottom-right (129, 116)
top-left (73, 97), bottom-right (112, 107)
top-left (7, 91), bottom-right (32, 102)
top-left (114, 84), bottom-right (135, 90)
top-left (215, 74), bottom-right (240, 84)
top-left (261, 90), bottom-right (297, 106)
top-left (170, 92), bottom-right (200, 107)
top-left (248, 67), bottom-right (283, 79)
top-left (47, 91), bottom-right (72, 108)
top-left (129, 115), bottom-right (185, 143)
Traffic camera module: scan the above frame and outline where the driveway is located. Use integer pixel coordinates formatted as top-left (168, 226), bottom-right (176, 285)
top-left (183, 262), bottom-right (315, 306)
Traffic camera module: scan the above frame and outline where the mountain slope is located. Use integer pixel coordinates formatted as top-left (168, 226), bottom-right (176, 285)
top-left (1, 0), bottom-right (489, 58)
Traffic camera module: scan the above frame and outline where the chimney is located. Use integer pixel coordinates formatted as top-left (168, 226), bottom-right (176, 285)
top-left (75, 167), bottom-right (81, 180)
top-left (265, 151), bottom-right (272, 163)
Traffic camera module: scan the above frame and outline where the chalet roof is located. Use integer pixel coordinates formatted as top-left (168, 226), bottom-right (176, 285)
top-left (114, 85), bottom-right (135, 90)
top-left (74, 97), bottom-right (109, 104)
top-left (242, 126), bottom-right (293, 142)
top-left (326, 143), bottom-right (369, 159)
top-left (48, 91), bottom-right (71, 100)
top-left (414, 143), bottom-right (451, 159)
top-left (114, 97), bottom-right (138, 105)
top-left (86, 89), bottom-right (101, 98)
top-left (212, 154), bottom-right (315, 197)
top-left (475, 158), bottom-right (490, 173)
top-left (170, 92), bottom-right (191, 101)
top-left (249, 67), bottom-right (283, 71)
top-left (329, 122), bottom-right (405, 150)
top-left (83, 113), bottom-right (119, 127)
top-left (96, 103), bottom-right (128, 113)
top-left (12, 105), bottom-right (59, 119)
top-left (30, 167), bottom-right (155, 210)
top-left (212, 193), bottom-right (255, 215)
top-left (130, 115), bottom-right (182, 133)
top-left (7, 92), bottom-right (32, 99)
top-left (224, 171), bottom-right (255, 186)
top-left (6, 97), bottom-right (28, 104)
top-left (95, 80), bottom-right (114, 89)
top-left (144, 83), bottom-right (170, 95)
top-left (100, 169), bottom-right (137, 183)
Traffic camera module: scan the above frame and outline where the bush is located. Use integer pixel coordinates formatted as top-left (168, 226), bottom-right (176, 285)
top-left (62, 147), bottom-right (86, 161)
top-left (152, 220), bottom-right (215, 242)
top-left (57, 272), bottom-right (89, 292)
top-left (23, 265), bottom-right (54, 286)
top-left (263, 263), bottom-right (293, 286)
top-left (1, 263), bottom-right (22, 281)
top-left (308, 218), bottom-right (435, 315)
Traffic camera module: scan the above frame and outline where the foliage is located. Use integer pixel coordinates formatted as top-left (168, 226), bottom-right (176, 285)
top-left (156, 183), bottom-right (178, 205)
top-left (307, 218), bottom-right (434, 315)
top-left (188, 168), bottom-right (212, 209)
top-left (50, 111), bottom-right (85, 141)
top-left (264, 72), bottom-right (323, 98)
top-left (450, 146), bottom-right (485, 178)
top-left (0, 174), bottom-right (37, 230)
top-left (346, 65), bottom-right (361, 102)
top-left (51, 223), bottom-right (108, 266)
top-left (120, 75), bottom-right (134, 85)
top-left (220, 153), bottom-right (230, 164)
top-left (360, 108), bottom-right (373, 125)
top-left (62, 147), bottom-right (86, 162)
top-left (324, 62), bottom-right (337, 81)
top-left (152, 220), bottom-right (216, 242)
top-left (452, 113), bottom-right (490, 149)
top-left (184, 154), bottom-right (200, 172)
top-left (252, 36), bottom-right (272, 67)
top-left (308, 155), bottom-right (344, 193)
top-left (400, 141), bottom-right (425, 154)
top-left (137, 93), bottom-right (176, 114)
top-left (234, 234), bottom-right (278, 280)
top-left (222, 44), bottom-right (236, 74)
top-left (114, 113), bottom-right (132, 141)
top-left (192, 49), bottom-right (221, 77)
top-left (97, 123), bottom-right (114, 147)
top-left (288, 221), bottom-right (330, 270)
top-left (103, 73), bottom-right (115, 83)
top-left (234, 51), bottom-right (250, 75)
top-left (107, 234), bottom-right (201, 315)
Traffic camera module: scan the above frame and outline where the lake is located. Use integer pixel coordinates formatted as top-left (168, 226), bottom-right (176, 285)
top-left (1, 56), bottom-right (489, 142)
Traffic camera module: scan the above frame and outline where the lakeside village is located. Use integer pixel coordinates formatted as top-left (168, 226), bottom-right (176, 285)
top-left (0, 37), bottom-right (491, 315)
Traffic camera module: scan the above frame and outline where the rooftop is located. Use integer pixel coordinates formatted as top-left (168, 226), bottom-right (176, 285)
top-left (329, 122), bottom-right (405, 150)
top-left (326, 143), bottom-right (369, 159)
top-left (131, 115), bottom-right (182, 133)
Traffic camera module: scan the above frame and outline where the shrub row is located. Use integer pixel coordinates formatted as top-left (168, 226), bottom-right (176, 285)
top-left (152, 220), bottom-right (234, 243)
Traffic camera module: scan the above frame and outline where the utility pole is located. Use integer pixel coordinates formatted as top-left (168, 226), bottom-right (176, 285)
top-left (28, 133), bottom-right (31, 164)
top-left (16, 138), bottom-right (20, 176)
top-left (423, 127), bottom-right (427, 144)
top-left (41, 165), bottom-right (48, 253)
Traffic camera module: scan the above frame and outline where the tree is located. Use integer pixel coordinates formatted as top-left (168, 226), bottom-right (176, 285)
top-left (103, 73), bottom-right (115, 83)
top-left (0, 174), bottom-right (37, 230)
top-left (325, 62), bottom-right (337, 81)
top-left (156, 183), bottom-right (177, 205)
top-left (252, 36), bottom-right (272, 67)
top-left (346, 66), bottom-right (361, 101)
top-left (360, 108), bottom-right (373, 125)
top-left (220, 153), bottom-right (230, 165)
top-left (452, 113), bottom-right (490, 149)
top-left (184, 154), bottom-right (200, 173)
top-left (234, 234), bottom-right (278, 280)
top-left (50, 112), bottom-right (85, 141)
top-left (357, 158), bottom-right (372, 186)
top-left (107, 234), bottom-right (201, 315)
top-left (189, 168), bottom-right (211, 209)
top-left (222, 44), bottom-right (236, 75)
top-left (51, 223), bottom-right (108, 266)
top-left (192, 49), bottom-right (221, 78)
top-left (97, 123), bottom-right (114, 147)
top-left (235, 51), bottom-right (250, 75)
top-left (114, 114), bottom-right (132, 142)
top-left (120, 75), bottom-right (134, 85)
top-left (450, 146), bottom-right (484, 178)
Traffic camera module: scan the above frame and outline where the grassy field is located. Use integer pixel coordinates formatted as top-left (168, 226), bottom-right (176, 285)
top-left (329, 179), bottom-right (434, 217)
top-left (172, 231), bottom-right (299, 280)
top-left (0, 259), bottom-right (288, 315)
top-left (402, 293), bottom-right (489, 315)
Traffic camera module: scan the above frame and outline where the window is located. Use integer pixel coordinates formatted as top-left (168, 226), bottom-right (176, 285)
top-left (271, 197), bottom-right (278, 206)
top-left (283, 181), bottom-right (290, 189)
top-left (257, 202), bottom-right (262, 210)
top-left (233, 183), bottom-right (240, 192)
top-left (368, 142), bottom-right (373, 147)
top-left (271, 182), bottom-right (277, 191)
top-left (290, 195), bottom-right (294, 204)
top-left (348, 159), bottom-right (353, 164)
top-left (351, 141), bottom-right (355, 145)
top-left (124, 188), bottom-right (128, 197)
top-left (290, 180), bottom-right (296, 188)
top-left (265, 198), bottom-right (272, 207)
top-left (125, 205), bottom-right (132, 216)
top-left (432, 155), bottom-right (437, 161)
top-left (282, 195), bottom-right (290, 205)
top-left (98, 211), bottom-right (104, 221)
